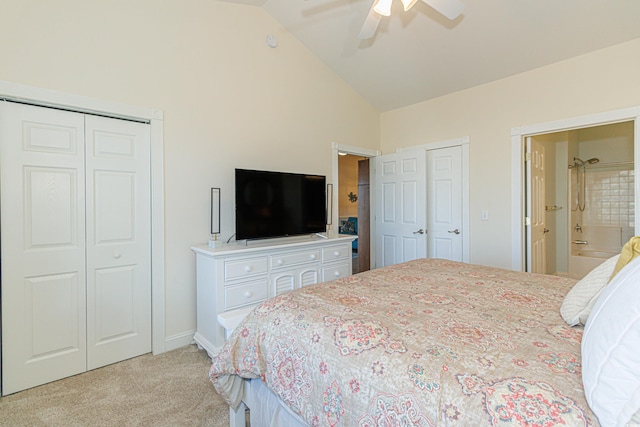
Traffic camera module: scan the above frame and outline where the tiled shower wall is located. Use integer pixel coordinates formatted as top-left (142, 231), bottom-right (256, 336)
top-left (580, 166), bottom-right (635, 243)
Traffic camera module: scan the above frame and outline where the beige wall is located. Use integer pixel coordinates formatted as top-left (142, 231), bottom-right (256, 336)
top-left (3, 0), bottom-right (640, 347)
top-left (0, 0), bottom-right (379, 346)
top-left (338, 154), bottom-right (365, 219)
top-left (577, 121), bottom-right (634, 163)
top-left (381, 38), bottom-right (640, 269)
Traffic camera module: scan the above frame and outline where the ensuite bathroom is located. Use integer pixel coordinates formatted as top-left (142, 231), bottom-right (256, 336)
top-left (534, 121), bottom-right (635, 279)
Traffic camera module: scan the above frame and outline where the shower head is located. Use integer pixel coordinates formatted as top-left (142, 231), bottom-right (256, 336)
top-left (570, 157), bottom-right (600, 168)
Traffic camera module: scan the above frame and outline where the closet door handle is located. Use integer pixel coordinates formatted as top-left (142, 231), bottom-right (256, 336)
top-left (448, 229), bottom-right (460, 235)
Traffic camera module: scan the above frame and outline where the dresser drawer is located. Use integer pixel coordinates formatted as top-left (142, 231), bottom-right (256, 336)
top-left (270, 249), bottom-right (321, 269)
top-left (224, 279), bottom-right (268, 310)
top-left (322, 262), bottom-right (351, 282)
top-left (322, 245), bottom-right (350, 262)
top-left (224, 256), bottom-right (268, 281)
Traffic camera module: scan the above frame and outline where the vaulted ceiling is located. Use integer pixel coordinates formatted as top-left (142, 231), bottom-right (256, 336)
top-left (222, 0), bottom-right (640, 111)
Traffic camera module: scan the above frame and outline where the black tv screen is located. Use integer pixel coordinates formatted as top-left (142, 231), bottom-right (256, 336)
top-left (235, 168), bottom-right (327, 240)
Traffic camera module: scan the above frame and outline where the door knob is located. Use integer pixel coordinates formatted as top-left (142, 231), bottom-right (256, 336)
top-left (448, 229), bottom-right (460, 235)
top-left (543, 228), bottom-right (550, 234)
top-left (413, 229), bottom-right (425, 234)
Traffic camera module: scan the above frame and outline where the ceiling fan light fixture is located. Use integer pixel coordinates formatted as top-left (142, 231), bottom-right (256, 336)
top-left (401, 0), bottom-right (418, 11)
top-left (421, 0), bottom-right (464, 20)
top-left (359, 5), bottom-right (382, 39)
top-left (373, 0), bottom-right (393, 16)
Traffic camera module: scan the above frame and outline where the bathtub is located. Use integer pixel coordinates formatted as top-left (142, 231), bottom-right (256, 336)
top-left (576, 249), bottom-right (619, 259)
top-left (568, 250), bottom-right (618, 279)
top-left (568, 225), bottom-right (622, 279)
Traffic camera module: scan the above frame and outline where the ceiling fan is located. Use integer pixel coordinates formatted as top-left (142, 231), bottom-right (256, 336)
top-left (359, 0), bottom-right (464, 39)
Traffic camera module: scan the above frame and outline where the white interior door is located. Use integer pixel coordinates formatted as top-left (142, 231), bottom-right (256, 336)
top-left (427, 146), bottom-right (463, 261)
top-left (0, 103), bottom-right (88, 395)
top-left (526, 136), bottom-right (547, 273)
top-left (374, 150), bottom-right (427, 267)
top-left (1, 103), bottom-right (151, 395)
top-left (85, 116), bottom-right (151, 370)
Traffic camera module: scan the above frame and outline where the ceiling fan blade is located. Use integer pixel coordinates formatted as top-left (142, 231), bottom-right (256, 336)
top-left (421, 0), bottom-right (464, 20)
top-left (359, 5), bottom-right (382, 39)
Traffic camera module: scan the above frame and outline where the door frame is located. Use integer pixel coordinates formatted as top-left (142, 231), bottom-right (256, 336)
top-left (0, 80), bottom-right (166, 355)
top-left (331, 143), bottom-right (380, 266)
top-left (511, 106), bottom-right (640, 271)
top-left (332, 137), bottom-right (470, 269)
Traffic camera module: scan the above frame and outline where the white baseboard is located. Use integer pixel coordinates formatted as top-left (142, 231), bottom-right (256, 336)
top-left (163, 330), bottom-right (196, 353)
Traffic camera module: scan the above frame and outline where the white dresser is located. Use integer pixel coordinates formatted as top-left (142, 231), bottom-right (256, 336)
top-left (191, 235), bottom-right (356, 357)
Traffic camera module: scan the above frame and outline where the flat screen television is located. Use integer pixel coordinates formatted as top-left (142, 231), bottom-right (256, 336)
top-left (235, 168), bottom-right (327, 240)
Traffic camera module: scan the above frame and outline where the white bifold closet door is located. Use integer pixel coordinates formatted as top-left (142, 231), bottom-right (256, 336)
top-left (0, 102), bottom-right (151, 395)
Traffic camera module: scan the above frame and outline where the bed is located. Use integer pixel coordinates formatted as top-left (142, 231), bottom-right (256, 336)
top-left (209, 256), bottom-right (640, 426)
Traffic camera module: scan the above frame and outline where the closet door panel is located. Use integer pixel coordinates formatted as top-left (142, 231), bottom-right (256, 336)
top-left (95, 171), bottom-right (136, 242)
top-left (26, 167), bottom-right (76, 247)
top-left (94, 265), bottom-right (137, 342)
top-left (26, 273), bottom-right (82, 357)
top-left (85, 115), bottom-right (151, 370)
top-left (1, 102), bottom-right (87, 395)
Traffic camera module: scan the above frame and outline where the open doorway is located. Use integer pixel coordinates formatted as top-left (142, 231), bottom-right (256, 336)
top-left (524, 121), bottom-right (635, 278)
top-left (512, 106), bottom-right (640, 273)
top-left (331, 143), bottom-right (380, 272)
top-left (337, 153), bottom-right (370, 273)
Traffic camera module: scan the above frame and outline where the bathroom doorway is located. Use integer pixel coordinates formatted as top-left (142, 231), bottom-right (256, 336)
top-left (337, 153), bottom-right (370, 274)
top-left (526, 121), bottom-right (635, 278)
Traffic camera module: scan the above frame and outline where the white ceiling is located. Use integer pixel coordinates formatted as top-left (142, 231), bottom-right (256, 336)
top-left (226, 0), bottom-right (640, 112)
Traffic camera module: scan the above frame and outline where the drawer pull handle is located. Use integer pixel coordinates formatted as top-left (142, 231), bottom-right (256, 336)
top-left (334, 271), bottom-right (340, 277)
top-left (310, 254), bottom-right (317, 260)
top-left (244, 266), bottom-right (253, 272)
top-left (114, 252), bottom-right (121, 259)
top-left (277, 259), bottom-right (284, 265)
top-left (244, 291), bottom-right (253, 298)
top-left (333, 251), bottom-right (340, 257)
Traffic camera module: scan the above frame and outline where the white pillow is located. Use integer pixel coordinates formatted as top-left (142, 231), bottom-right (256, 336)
top-left (560, 254), bottom-right (619, 326)
top-left (582, 256), bottom-right (640, 427)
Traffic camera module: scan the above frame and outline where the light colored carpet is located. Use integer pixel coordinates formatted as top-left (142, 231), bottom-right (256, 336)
top-left (0, 344), bottom-right (230, 427)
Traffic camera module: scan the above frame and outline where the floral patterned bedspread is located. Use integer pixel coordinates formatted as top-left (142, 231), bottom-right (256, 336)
top-left (209, 258), bottom-right (598, 426)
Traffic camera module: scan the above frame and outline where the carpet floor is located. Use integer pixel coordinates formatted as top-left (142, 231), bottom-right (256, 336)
top-left (0, 344), bottom-right (230, 427)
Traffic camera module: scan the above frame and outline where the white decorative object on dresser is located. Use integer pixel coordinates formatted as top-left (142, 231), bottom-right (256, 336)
top-left (191, 235), bottom-right (356, 358)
